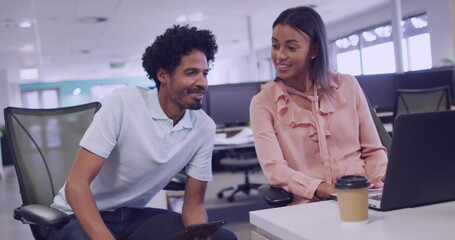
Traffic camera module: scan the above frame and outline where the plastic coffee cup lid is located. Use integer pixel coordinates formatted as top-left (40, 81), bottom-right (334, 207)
top-left (335, 175), bottom-right (370, 189)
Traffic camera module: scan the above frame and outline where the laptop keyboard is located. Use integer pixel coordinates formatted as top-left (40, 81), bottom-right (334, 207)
top-left (369, 194), bottom-right (382, 201)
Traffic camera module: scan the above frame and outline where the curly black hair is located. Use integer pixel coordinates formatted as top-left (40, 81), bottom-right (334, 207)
top-left (142, 25), bottom-right (218, 89)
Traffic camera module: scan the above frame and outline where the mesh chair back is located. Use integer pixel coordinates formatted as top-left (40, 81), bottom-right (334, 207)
top-left (393, 86), bottom-right (451, 120)
top-left (367, 99), bottom-right (391, 155)
top-left (4, 102), bottom-right (101, 208)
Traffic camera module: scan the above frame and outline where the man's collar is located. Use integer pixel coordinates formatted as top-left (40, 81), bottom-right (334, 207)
top-left (149, 88), bottom-right (193, 129)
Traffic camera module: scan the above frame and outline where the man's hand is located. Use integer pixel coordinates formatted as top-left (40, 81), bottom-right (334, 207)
top-left (182, 176), bottom-right (209, 226)
top-left (66, 147), bottom-right (115, 240)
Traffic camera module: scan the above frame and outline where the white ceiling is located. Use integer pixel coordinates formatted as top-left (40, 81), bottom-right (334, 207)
top-left (0, 0), bottom-right (389, 83)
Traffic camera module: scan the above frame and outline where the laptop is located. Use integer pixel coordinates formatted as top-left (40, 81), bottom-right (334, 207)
top-left (367, 110), bottom-right (455, 211)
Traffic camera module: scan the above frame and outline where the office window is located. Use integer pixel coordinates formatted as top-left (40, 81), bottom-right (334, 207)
top-left (335, 34), bottom-right (362, 75)
top-left (362, 41), bottom-right (396, 74)
top-left (333, 13), bottom-right (431, 75)
top-left (21, 89), bottom-right (59, 108)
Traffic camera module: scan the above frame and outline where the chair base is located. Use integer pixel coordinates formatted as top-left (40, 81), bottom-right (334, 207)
top-left (216, 168), bottom-right (261, 202)
top-left (217, 182), bottom-right (262, 202)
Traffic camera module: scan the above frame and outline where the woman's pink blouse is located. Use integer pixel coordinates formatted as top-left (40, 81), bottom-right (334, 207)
top-left (249, 72), bottom-right (388, 204)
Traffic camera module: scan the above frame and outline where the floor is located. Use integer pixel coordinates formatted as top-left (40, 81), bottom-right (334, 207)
top-left (0, 165), bottom-right (270, 240)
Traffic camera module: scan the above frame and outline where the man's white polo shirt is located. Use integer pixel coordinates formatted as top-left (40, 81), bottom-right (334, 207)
top-left (52, 86), bottom-right (215, 214)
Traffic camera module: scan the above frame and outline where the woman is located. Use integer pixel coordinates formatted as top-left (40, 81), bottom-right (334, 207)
top-left (250, 6), bottom-right (388, 204)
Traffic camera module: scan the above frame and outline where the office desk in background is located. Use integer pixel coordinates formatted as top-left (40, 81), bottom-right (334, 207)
top-left (213, 142), bottom-right (254, 152)
top-left (250, 200), bottom-right (455, 240)
top-left (375, 108), bottom-right (455, 134)
top-left (212, 126), bottom-right (256, 171)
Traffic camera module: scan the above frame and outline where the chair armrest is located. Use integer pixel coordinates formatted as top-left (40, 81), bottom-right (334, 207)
top-left (258, 184), bottom-right (293, 207)
top-left (164, 173), bottom-right (186, 191)
top-left (14, 204), bottom-right (70, 229)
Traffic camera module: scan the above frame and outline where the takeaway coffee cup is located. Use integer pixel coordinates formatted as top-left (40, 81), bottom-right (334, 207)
top-left (335, 175), bottom-right (370, 226)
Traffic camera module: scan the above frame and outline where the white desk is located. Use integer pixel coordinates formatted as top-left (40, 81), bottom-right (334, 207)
top-left (250, 200), bottom-right (455, 240)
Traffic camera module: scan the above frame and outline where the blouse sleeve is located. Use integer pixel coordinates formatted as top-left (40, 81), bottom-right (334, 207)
top-left (250, 93), bottom-right (323, 200)
top-left (353, 76), bottom-right (388, 179)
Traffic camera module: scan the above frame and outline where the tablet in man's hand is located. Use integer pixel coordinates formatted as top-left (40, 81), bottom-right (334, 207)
top-left (174, 220), bottom-right (227, 240)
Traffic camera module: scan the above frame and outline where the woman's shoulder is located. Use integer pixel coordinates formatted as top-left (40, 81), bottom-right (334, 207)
top-left (255, 81), bottom-right (276, 97)
top-left (329, 71), bottom-right (359, 90)
top-left (252, 81), bottom-right (280, 102)
top-left (259, 80), bottom-right (277, 90)
top-left (331, 71), bottom-right (357, 83)
top-left (259, 80), bottom-right (283, 95)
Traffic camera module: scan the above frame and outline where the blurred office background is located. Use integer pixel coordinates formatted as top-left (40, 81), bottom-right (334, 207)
top-left (1, 0), bottom-right (455, 239)
top-left (0, 0), bottom-right (454, 113)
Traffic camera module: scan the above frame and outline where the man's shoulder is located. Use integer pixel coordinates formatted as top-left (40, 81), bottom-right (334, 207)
top-left (190, 109), bottom-right (216, 131)
top-left (112, 85), bottom-right (149, 95)
top-left (192, 109), bottom-right (215, 123)
top-left (103, 86), bottom-right (142, 100)
top-left (107, 86), bottom-right (154, 103)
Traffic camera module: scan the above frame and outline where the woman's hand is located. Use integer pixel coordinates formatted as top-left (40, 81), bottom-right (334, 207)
top-left (315, 182), bottom-right (335, 200)
top-left (369, 175), bottom-right (385, 188)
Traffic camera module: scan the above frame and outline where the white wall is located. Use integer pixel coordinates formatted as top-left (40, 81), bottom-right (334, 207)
top-left (424, 0), bottom-right (455, 65)
top-left (1, 68), bottom-right (24, 117)
top-left (209, 55), bottom-right (250, 85)
top-left (0, 70), bottom-right (9, 125)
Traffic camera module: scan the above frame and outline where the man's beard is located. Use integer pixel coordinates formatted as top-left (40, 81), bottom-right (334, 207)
top-left (183, 86), bottom-right (206, 110)
top-left (186, 99), bottom-right (203, 110)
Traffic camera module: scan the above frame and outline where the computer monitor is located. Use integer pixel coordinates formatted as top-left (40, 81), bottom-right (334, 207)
top-left (397, 66), bottom-right (454, 105)
top-left (206, 82), bottom-right (261, 128)
top-left (200, 95), bottom-right (209, 114)
top-left (355, 67), bottom-right (454, 112)
top-left (356, 73), bottom-right (398, 112)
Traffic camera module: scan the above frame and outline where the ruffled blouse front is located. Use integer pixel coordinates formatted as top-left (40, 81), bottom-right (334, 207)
top-left (275, 76), bottom-right (346, 142)
top-left (250, 72), bottom-right (388, 204)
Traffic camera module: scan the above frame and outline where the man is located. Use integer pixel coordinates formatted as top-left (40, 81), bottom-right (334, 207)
top-left (48, 25), bottom-right (237, 240)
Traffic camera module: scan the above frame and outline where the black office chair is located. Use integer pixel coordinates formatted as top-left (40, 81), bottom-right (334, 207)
top-left (4, 103), bottom-right (186, 240)
top-left (257, 99), bottom-right (392, 207)
top-left (216, 154), bottom-right (262, 202)
top-left (4, 103), bottom-right (102, 239)
top-left (393, 86), bottom-right (451, 122)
